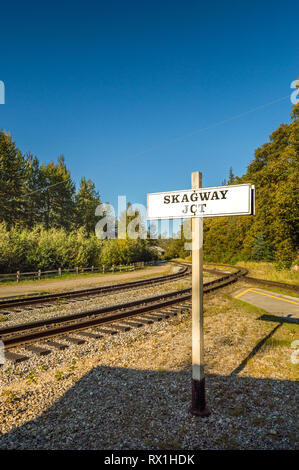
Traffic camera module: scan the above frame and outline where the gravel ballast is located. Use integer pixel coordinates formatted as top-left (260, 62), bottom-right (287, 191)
top-left (0, 281), bottom-right (297, 450)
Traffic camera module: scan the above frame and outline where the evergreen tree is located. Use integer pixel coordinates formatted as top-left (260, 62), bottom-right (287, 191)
top-left (75, 177), bottom-right (102, 233)
top-left (251, 232), bottom-right (274, 261)
top-left (228, 166), bottom-right (235, 184)
top-left (23, 153), bottom-right (44, 228)
top-left (0, 131), bottom-right (25, 227)
top-left (40, 155), bottom-right (76, 230)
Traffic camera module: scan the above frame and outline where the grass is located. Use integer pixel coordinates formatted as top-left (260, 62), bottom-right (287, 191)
top-left (0, 264), bottom-right (172, 289)
top-left (0, 267), bottom-right (143, 286)
top-left (237, 261), bottom-right (299, 286)
top-left (54, 370), bottom-right (64, 381)
top-left (26, 369), bottom-right (38, 384)
top-left (2, 389), bottom-right (18, 403)
top-left (173, 257), bottom-right (299, 285)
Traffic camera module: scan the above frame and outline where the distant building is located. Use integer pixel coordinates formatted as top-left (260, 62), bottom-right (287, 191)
top-left (149, 246), bottom-right (165, 258)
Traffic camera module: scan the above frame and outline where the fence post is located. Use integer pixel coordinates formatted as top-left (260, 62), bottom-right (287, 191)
top-left (17, 271), bottom-right (20, 282)
top-left (103, 265), bottom-right (105, 274)
top-left (119, 265), bottom-right (121, 272)
top-left (91, 265), bottom-right (94, 272)
top-left (76, 267), bottom-right (79, 275)
top-left (38, 269), bottom-right (41, 281)
top-left (112, 264), bottom-right (114, 273)
top-left (58, 268), bottom-right (62, 277)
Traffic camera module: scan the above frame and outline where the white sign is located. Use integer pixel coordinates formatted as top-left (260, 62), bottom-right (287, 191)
top-left (147, 183), bottom-right (255, 220)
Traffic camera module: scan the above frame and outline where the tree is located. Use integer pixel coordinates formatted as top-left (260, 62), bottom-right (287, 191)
top-left (75, 177), bottom-right (102, 233)
top-left (180, 98), bottom-right (299, 268)
top-left (0, 131), bottom-right (25, 227)
top-left (228, 166), bottom-right (235, 184)
top-left (251, 232), bottom-right (274, 261)
top-left (40, 155), bottom-right (76, 230)
top-left (22, 153), bottom-right (44, 228)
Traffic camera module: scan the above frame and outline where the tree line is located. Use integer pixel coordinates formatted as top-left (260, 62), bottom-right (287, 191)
top-left (0, 131), bottom-right (101, 232)
top-left (0, 132), bottom-right (157, 272)
top-left (1, 97), bottom-right (298, 271)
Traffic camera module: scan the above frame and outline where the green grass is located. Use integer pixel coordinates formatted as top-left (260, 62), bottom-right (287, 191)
top-left (0, 264), bottom-right (171, 288)
top-left (237, 261), bottom-right (299, 286)
top-left (0, 267), bottom-right (145, 286)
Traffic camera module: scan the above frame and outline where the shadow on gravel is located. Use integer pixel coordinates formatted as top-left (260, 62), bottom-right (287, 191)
top-left (0, 365), bottom-right (297, 450)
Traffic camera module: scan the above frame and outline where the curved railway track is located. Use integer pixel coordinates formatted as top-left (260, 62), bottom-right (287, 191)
top-left (0, 266), bottom-right (247, 357)
top-left (0, 263), bottom-right (190, 311)
top-left (0, 261), bottom-right (297, 363)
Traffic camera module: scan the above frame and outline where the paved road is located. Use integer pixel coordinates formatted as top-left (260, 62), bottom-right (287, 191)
top-left (233, 287), bottom-right (299, 319)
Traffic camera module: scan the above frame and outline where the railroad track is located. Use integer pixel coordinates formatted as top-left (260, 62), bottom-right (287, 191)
top-left (2, 261), bottom-right (295, 364)
top-left (0, 266), bottom-right (246, 362)
top-left (179, 261), bottom-right (299, 293)
top-left (0, 263), bottom-right (191, 311)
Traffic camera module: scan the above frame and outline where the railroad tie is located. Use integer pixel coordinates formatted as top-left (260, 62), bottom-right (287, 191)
top-left (119, 320), bottom-right (144, 328)
top-left (64, 336), bottom-right (86, 345)
top-left (3, 350), bottom-right (29, 364)
top-left (25, 345), bottom-right (52, 356)
top-left (166, 308), bottom-right (179, 314)
top-left (141, 314), bottom-right (163, 321)
top-left (155, 311), bottom-right (172, 318)
top-left (45, 340), bottom-right (69, 350)
top-left (108, 324), bottom-right (131, 332)
top-left (95, 328), bottom-right (119, 335)
top-left (132, 317), bottom-right (154, 324)
top-left (77, 331), bottom-right (103, 339)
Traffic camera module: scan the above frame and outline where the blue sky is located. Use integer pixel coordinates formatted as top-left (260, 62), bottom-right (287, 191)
top-left (0, 0), bottom-right (298, 211)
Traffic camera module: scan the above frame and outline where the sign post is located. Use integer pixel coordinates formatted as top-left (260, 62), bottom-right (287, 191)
top-left (147, 175), bottom-right (255, 417)
top-left (190, 171), bottom-right (210, 416)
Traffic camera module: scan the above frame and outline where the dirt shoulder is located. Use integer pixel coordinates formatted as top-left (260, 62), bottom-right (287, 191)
top-left (0, 263), bottom-right (175, 298)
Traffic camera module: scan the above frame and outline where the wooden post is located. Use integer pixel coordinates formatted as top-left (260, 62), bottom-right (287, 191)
top-left (58, 268), bottom-right (61, 277)
top-left (190, 171), bottom-right (210, 417)
top-left (76, 267), bottom-right (79, 275)
top-left (17, 271), bottom-right (20, 283)
top-left (38, 269), bottom-right (41, 281)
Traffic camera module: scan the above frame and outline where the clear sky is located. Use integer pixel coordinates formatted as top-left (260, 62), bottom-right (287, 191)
top-left (0, 0), bottom-right (298, 210)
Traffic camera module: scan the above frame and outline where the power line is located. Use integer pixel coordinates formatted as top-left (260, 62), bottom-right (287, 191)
top-left (128, 94), bottom-right (290, 159)
top-left (6, 93), bottom-right (291, 203)
top-left (8, 178), bottom-right (71, 202)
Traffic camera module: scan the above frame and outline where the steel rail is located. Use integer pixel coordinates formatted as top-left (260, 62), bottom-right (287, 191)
top-left (0, 268), bottom-right (246, 350)
top-left (0, 264), bottom-right (190, 310)
top-left (178, 261), bottom-right (299, 293)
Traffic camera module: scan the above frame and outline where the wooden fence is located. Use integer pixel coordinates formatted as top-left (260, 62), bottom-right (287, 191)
top-left (0, 260), bottom-right (159, 283)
